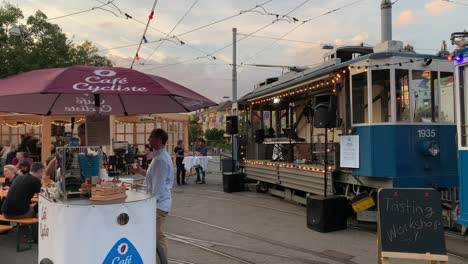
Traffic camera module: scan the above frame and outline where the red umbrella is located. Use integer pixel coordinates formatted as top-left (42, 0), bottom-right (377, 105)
top-left (0, 66), bottom-right (216, 115)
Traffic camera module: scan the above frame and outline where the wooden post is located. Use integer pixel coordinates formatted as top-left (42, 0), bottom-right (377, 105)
top-left (41, 116), bottom-right (52, 163)
top-left (184, 121), bottom-right (189, 149)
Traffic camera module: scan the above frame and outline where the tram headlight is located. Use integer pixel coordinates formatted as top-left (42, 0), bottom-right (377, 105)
top-left (428, 142), bottom-right (440, 156)
top-left (420, 141), bottom-right (440, 157)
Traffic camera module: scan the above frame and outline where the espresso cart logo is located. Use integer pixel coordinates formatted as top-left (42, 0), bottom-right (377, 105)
top-left (102, 238), bottom-right (143, 264)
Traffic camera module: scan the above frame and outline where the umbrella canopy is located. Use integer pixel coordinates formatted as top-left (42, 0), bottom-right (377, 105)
top-left (0, 66), bottom-right (216, 115)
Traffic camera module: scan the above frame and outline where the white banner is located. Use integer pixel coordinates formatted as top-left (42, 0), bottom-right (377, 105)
top-left (340, 135), bottom-right (360, 168)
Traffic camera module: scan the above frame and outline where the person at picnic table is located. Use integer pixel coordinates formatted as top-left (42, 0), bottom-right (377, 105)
top-left (174, 140), bottom-right (187, 186)
top-left (1, 165), bottom-right (18, 191)
top-left (12, 152), bottom-right (33, 167)
top-left (1, 162), bottom-right (43, 220)
top-left (131, 129), bottom-right (173, 262)
top-left (195, 139), bottom-right (208, 184)
top-left (5, 144), bottom-right (17, 165)
top-left (18, 161), bottom-right (31, 176)
top-left (0, 140), bottom-right (11, 170)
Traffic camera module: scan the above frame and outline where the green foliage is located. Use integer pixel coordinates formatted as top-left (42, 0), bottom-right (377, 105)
top-left (204, 128), bottom-right (225, 141)
top-left (0, 3), bottom-right (111, 78)
top-left (189, 123), bottom-right (203, 146)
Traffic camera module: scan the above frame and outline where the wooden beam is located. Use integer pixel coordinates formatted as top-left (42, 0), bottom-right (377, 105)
top-left (41, 116), bottom-right (52, 163)
top-left (381, 252), bottom-right (448, 261)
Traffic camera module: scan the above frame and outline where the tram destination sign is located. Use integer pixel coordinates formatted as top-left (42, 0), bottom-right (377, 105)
top-left (377, 188), bottom-right (447, 256)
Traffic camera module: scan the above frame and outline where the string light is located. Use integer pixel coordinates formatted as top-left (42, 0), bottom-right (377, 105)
top-left (244, 160), bottom-right (327, 173)
top-left (250, 69), bottom-right (346, 105)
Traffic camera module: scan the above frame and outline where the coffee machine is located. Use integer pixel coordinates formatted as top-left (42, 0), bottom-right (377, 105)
top-left (108, 141), bottom-right (135, 177)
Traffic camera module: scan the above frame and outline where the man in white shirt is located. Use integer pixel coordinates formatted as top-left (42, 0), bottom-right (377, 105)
top-left (133, 129), bottom-right (173, 260)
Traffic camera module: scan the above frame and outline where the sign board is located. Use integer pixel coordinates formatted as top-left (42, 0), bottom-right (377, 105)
top-left (86, 115), bottom-right (110, 146)
top-left (340, 135), bottom-right (359, 168)
top-left (377, 188), bottom-right (448, 263)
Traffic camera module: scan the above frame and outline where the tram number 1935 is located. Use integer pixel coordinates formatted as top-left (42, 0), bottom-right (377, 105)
top-left (417, 129), bottom-right (436, 138)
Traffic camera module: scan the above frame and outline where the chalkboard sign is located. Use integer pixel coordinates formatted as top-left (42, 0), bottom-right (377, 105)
top-left (378, 188), bottom-right (447, 256)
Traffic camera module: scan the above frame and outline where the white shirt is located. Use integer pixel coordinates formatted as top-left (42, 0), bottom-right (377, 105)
top-left (145, 148), bottom-right (173, 212)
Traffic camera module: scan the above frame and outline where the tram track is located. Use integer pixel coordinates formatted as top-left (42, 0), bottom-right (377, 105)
top-left (167, 232), bottom-right (333, 264)
top-left (178, 192), bottom-right (307, 217)
top-left (169, 213), bottom-right (358, 264)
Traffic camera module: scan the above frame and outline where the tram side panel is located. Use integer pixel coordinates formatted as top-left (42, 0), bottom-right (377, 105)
top-left (352, 124), bottom-right (458, 188)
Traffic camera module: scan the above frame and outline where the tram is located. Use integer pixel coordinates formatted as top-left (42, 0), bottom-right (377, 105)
top-left (237, 1), bottom-right (459, 224)
top-left (453, 31), bottom-right (468, 229)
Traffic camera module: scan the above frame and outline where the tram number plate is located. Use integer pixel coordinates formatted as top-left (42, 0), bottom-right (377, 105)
top-left (417, 129), bottom-right (436, 138)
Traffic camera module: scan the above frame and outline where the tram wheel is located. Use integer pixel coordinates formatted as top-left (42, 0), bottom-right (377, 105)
top-left (256, 182), bottom-right (269, 193)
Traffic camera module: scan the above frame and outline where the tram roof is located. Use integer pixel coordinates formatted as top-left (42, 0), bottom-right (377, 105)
top-left (239, 51), bottom-right (448, 102)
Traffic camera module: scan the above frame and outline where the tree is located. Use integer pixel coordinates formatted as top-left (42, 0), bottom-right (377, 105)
top-left (0, 3), bottom-right (111, 78)
top-left (204, 128), bottom-right (225, 142)
top-left (188, 123), bottom-right (203, 149)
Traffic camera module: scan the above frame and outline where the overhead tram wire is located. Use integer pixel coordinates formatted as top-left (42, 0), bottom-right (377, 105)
top-left (98, 0), bottom-right (274, 53)
top-left (141, 0), bottom-right (200, 65)
top-left (46, 0), bottom-right (116, 21)
top-left (239, 0), bottom-right (367, 67)
top-left (144, 0), bottom-right (311, 71)
top-left (443, 0), bottom-right (468, 7)
top-left (130, 0), bottom-right (159, 69)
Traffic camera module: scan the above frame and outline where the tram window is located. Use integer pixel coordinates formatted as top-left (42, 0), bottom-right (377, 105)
top-left (460, 67), bottom-right (467, 147)
top-left (438, 72), bottom-right (455, 123)
top-left (396, 70), bottom-right (410, 122)
top-left (411, 70), bottom-right (437, 122)
top-left (351, 72), bottom-right (368, 124)
top-left (371, 70), bottom-right (391, 123)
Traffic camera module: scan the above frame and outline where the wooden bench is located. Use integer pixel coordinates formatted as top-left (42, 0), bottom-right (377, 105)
top-left (0, 214), bottom-right (39, 252)
top-left (0, 225), bottom-right (13, 232)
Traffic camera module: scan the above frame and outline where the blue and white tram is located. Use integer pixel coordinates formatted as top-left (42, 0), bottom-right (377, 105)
top-left (454, 45), bottom-right (468, 226)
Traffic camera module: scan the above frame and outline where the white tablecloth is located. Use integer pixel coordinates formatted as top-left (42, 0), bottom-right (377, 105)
top-left (182, 156), bottom-right (212, 171)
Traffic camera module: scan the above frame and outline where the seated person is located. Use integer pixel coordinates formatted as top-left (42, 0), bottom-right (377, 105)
top-left (12, 152), bottom-right (34, 167)
top-left (1, 162), bottom-right (43, 219)
top-left (42, 172), bottom-right (55, 189)
top-left (18, 161), bottom-right (30, 175)
top-left (2, 165), bottom-right (18, 191)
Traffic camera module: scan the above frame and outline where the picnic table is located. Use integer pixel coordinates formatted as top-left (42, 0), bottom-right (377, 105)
top-left (182, 156), bottom-right (212, 172)
top-left (0, 191), bottom-right (38, 203)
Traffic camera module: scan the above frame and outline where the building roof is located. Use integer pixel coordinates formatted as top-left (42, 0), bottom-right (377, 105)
top-left (239, 52), bottom-right (448, 102)
top-left (198, 100), bottom-right (231, 115)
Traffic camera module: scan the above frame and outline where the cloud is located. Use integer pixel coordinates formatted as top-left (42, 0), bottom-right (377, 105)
top-left (425, 0), bottom-right (454, 15)
top-left (397, 10), bottom-right (417, 26)
top-left (351, 33), bottom-right (369, 44)
top-left (334, 39), bottom-right (344, 46)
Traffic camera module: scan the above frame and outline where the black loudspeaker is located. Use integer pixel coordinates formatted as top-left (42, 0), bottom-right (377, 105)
top-left (306, 195), bottom-right (347, 233)
top-left (222, 172), bottom-right (245, 193)
top-left (314, 94), bottom-right (337, 128)
top-left (255, 129), bottom-right (265, 143)
top-left (226, 116), bottom-right (239, 135)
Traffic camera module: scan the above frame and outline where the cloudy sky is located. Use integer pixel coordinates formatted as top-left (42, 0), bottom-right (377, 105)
top-left (8, 0), bottom-right (467, 103)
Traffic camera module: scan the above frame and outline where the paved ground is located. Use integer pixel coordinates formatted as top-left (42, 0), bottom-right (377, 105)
top-left (1, 160), bottom-right (467, 263)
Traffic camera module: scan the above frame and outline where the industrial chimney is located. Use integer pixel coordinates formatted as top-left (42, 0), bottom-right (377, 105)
top-left (374, 0), bottom-right (403, 52)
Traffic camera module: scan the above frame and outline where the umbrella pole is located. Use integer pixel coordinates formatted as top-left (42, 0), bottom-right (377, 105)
top-left (70, 117), bottom-right (75, 138)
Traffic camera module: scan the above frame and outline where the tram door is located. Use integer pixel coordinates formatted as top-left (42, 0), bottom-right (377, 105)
top-left (455, 53), bottom-right (468, 226)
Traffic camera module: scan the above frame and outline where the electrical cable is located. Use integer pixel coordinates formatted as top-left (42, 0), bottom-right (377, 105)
top-left (46, 0), bottom-right (116, 21)
top-left (130, 0), bottom-right (159, 69)
top-left (144, 0), bottom-right (309, 71)
top-left (141, 0), bottom-right (199, 65)
top-left (240, 0), bottom-right (366, 66)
